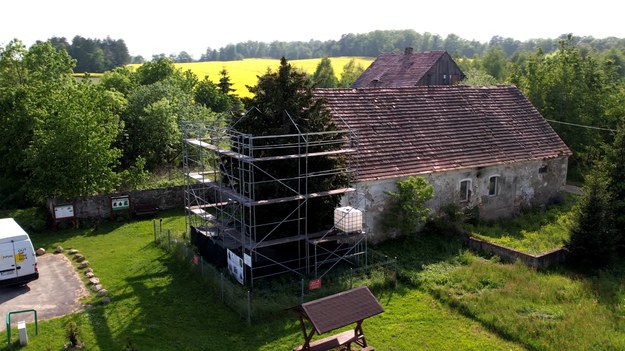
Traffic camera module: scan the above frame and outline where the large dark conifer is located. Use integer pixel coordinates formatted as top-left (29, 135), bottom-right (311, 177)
top-left (232, 58), bottom-right (348, 237)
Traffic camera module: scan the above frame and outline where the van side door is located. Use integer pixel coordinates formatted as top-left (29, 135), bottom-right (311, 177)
top-left (0, 243), bottom-right (17, 278)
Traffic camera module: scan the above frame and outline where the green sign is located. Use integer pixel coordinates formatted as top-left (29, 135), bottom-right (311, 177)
top-left (111, 196), bottom-right (130, 211)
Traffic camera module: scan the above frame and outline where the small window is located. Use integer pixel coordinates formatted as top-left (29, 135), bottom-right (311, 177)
top-left (489, 176), bottom-right (499, 196)
top-left (539, 165), bottom-right (548, 173)
top-left (459, 179), bottom-right (471, 201)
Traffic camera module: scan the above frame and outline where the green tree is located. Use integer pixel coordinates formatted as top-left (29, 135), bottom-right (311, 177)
top-left (602, 121), bottom-right (625, 251)
top-left (0, 40), bottom-right (83, 205)
top-left (100, 66), bottom-right (137, 95)
top-left (339, 58), bottom-right (365, 87)
top-left (311, 57), bottom-right (338, 88)
top-left (194, 76), bottom-right (232, 113)
top-left (384, 176), bottom-right (434, 236)
top-left (175, 51), bottom-right (194, 63)
top-left (135, 57), bottom-right (178, 85)
top-left (511, 36), bottom-right (624, 179)
top-left (122, 80), bottom-right (206, 170)
top-left (70, 35), bottom-right (105, 73)
top-left (26, 81), bottom-right (123, 201)
top-left (218, 68), bottom-right (235, 95)
top-left (566, 172), bottom-right (615, 269)
top-left (114, 57), bottom-right (207, 170)
top-left (1, 40), bottom-right (123, 203)
top-left (482, 46), bottom-right (508, 81)
top-left (459, 67), bottom-right (498, 86)
top-left (236, 57), bottom-right (348, 236)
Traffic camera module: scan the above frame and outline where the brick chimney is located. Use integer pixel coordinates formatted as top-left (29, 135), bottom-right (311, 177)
top-left (405, 47), bottom-right (414, 55)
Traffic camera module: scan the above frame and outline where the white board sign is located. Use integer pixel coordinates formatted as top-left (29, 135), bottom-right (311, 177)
top-left (227, 249), bottom-right (244, 285)
top-left (111, 196), bottom-right (130, 211)
top-left (54, 204), bottom-right (74, 219)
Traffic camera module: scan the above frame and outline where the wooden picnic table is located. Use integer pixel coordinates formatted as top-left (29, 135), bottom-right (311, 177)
top-left (292, 286), bottom-right (384, 351)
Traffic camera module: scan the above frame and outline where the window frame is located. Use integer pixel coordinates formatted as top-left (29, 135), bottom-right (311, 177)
top-left (459, 179), bottom-right (472, 202)
top-left (488, 175), bottom-right (500, 197)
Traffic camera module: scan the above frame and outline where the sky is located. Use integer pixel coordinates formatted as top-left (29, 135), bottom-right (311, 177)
top-left (2, 0), bottom-right (623, 59)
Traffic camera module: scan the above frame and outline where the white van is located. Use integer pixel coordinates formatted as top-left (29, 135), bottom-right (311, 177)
top-left (0, 218), bottom-right (39, 287)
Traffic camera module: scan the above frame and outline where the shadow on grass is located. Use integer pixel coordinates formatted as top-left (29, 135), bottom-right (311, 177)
top-left (565, 257), bottom-right (625, 311)
top-left (85, 250), bottom-right (301, 350)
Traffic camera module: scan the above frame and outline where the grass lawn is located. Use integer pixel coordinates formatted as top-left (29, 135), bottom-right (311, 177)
top-left (0, 210), bottom-right (522, 350)
top-left (466, 194), bottom-right (579, 254)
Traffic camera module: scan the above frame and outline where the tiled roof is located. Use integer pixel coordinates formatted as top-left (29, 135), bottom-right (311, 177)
top-left (315, 85), bottom-right (572, 181)
top-left (351, 50), bottom-right (448, 88)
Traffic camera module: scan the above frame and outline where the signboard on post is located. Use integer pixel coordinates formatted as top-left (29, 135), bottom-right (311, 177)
top-left (51, 203), bottom-right (77, 229)
top-left (54, 204), bottom-right (75, 219)
top-left (227, 249), bottom-right (244, 285)
top-left (109, 195), bottom-right (131, 221)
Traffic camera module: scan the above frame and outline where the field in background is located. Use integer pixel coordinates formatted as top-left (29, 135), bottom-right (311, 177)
top-left (129, 57), bottom-right (374, 98)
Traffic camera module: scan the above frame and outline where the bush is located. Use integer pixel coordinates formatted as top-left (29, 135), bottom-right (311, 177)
top-left (383, 176), bottom-right (434, 236)
top-left (65, 321), bottom-right (82, 348)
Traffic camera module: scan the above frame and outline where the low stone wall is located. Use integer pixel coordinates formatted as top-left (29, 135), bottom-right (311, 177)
top-left (466, 236), bottom-right (567, 269)
top-left (46, 186), bottom-right (185, 221)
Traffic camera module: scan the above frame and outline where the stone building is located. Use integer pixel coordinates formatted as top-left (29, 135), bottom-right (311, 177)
top-left (315, 85), bottom-right (571, 242)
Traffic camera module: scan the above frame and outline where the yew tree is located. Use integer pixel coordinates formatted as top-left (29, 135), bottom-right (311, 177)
top-left (234, 58), bottom-right (348, 236)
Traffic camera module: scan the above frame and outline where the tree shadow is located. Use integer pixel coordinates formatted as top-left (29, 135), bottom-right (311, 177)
top-left (84, 250), bottom-right (301, 350)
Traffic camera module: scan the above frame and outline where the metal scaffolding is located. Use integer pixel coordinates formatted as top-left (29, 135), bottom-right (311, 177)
top-left (182, 114), bottom-right (367, 288)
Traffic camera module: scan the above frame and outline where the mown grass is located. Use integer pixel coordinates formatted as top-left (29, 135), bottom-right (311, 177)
top-left (128, 57), bottom-right (375, 98)
top-left (0, 210), bottom-right (522, 350)
top-left (466, 194), bottom-right (579, 254)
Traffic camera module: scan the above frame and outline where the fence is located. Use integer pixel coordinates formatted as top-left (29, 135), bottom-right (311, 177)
top-left (153, 220), bottom-right (397, 324)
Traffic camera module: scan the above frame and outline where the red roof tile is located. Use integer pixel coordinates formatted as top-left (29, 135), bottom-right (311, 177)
top-left (315, 85), bottom-right (572, 181)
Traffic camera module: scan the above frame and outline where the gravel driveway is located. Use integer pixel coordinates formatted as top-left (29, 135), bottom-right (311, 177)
top-left (0, 253), bottom-right (89, 331)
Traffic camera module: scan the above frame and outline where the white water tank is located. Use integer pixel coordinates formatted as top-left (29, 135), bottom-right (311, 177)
top-left (334, 206), bottom-right (362, 233)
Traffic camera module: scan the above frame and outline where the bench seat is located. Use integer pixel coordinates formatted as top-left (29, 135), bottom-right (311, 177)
top-left (294, 329), bottom-right (362, 351)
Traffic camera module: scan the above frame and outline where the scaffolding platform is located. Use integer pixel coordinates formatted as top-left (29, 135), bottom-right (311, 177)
top-left (182, 117), bottom-right (366, 288)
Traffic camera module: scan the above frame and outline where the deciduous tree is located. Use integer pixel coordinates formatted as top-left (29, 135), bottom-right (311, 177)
top-left (339, 58), bottom-right (365, 87)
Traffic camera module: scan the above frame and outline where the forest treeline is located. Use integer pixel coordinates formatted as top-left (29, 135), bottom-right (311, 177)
top-left (197, 30), bottom-right (625, 61)
top-left (43, 30), bottom-right (625, 73)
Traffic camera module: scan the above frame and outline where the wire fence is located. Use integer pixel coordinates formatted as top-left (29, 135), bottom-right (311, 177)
top-left (153, 220), bottom-right (397, 324)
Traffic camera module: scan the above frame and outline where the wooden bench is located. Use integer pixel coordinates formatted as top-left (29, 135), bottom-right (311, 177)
top-left (292, 286), bottom-right (384, 351)
top-left (133, 204), bottom-right (159, 217)
top-left (294, 329), bottom-right (363, 351)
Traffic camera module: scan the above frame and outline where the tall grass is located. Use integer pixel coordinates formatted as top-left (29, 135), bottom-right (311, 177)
top-left (375, 225), bottom-right (625, 351)
top-left (467, 194), bottom-right (578, 254)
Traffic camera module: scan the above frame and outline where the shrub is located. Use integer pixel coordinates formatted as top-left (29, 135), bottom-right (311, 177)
top-left (383, 176), bottom-right (434, 236)
top-left (65, 321), bottom-right (82, 348)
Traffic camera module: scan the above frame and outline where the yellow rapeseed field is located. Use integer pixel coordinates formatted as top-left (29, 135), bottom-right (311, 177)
top-left (129, 57), bottom-right (374, 97)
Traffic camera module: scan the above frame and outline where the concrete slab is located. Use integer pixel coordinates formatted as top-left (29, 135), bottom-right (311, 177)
top-left (0, 254), bottom-right (89, 331)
